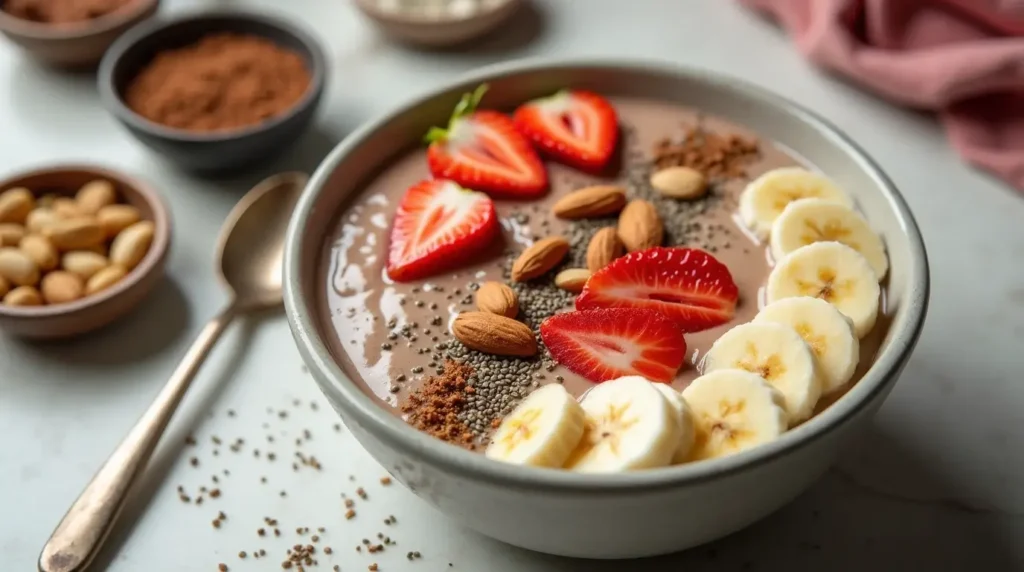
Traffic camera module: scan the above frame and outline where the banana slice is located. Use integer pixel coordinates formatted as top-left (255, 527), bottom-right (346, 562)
top-left (681, 369), bottom-right (788, 461)
top-left (485, 383), bottom-right (586, 468)
top-left (739, 167), bottom-right (853, 240)
top-left (753, 297), bottom-right (860, 395)
top-left (566, 376), bottom-right (681, 472)
top-left (703, 322), bottom-right (821, 424)
top-left (770, 198), bottom-right (888, 280)
top-left (766, 241), bottom-right (880, 338)
top-left (652, 381), bottom-right (696, 464)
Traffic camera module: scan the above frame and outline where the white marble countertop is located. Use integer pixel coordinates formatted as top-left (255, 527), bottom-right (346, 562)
top-left (2, 0), bottom-right (1023, 570)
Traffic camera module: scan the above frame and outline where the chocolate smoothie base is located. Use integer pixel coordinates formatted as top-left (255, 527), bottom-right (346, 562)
top-left (317, 97), bottom-right (891, 443)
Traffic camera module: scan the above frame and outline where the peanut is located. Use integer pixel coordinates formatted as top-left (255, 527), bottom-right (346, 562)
top-left (85, 264), bottom-right (127, 295)
top-left (97, 204), bottom-right (141, 239)
top-left (37, 194), bottom-right (58, 208)
top-left (45, 217), bottom-right (105, 251)
top-left (41, 271), bottom-right (84, 305)
top-left (0, 247), bottom-right (40, 287)
top-left (62, 251), bottom-right (108, 281)
top-left (0, 223), bottom-right (25, 247)
top-left (19, 234), bottom-right (58, 272)
top-left (0, 187), bottom-right (34, 224)
top-left (4, 285), bottom-right (42, 306)
top-left (109, 220), bottom-right (154, 270)
top-left (76, 179), bottom-right (117, 215)
top-left (26, 208), bottom-right (59, 234)
top-left (52, 198), bottom-right (84, 220)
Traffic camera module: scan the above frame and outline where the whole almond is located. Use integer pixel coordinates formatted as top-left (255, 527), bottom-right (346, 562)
top-left (617, 199), bottom-right (663, 252)
top-left (511, 236), bottom-right (569, 282)
top-left (85, 264), bottom-right (127, 295)
top-left (554, 268), bottom-right (591, 293)
top-left (41, 271), bottom-right (84, 305)
top-left (52, 198), bottom-right (85, 220)
top-left (63, 250), bottom-right (109, 281)
top-left (452, 312), bottom-right (537, 357)
top-left (0, 275), bottom-right (8, 297)
top-left (110, 220), bottom-right (154, 270)
top-left (475, 281), bottom-right (519, 318)
top-left (551, 185), bottom-right (627, 219)
top-left (0, 223), bottom-right (24, 247)
top-left (586, 227), bottom-right (623, 272)
top-left (19, 234), bottom-right (58, 272)
top-left (76, 179), bottom-right (117, 215)
top-left (4, 285), bottom-right (42, 306)
top-left (650, 166), bottom-right (707, 200)
top-left (26, 208), bottom-right (59, 234)
top-left (0, 187), bottom-right (34, 224)
top-left (45, 217), bottom-right (105, 251)
top-left (97, 204), bottom-right (141, 239)
top-left (0, 247), bottom-right (40, 286)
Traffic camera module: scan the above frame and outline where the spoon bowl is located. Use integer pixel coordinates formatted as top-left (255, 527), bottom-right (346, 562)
top-left (217, 172), bottom-right (308, 308)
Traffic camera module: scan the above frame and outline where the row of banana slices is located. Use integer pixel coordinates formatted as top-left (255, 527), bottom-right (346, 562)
top-left (483, 365), bottom-right (797, 472)
top-left (485, 376), bottom-right (697, 472)
top-left (484, 292), bottom-right (866, 471)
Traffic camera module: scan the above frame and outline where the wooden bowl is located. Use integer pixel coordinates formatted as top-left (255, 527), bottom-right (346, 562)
top-left (0, 0), bottom-right (160, 68)
top-left (0, 165), bottom-right (171, 339)
top-left (351, 0), bottom-right (522, 47)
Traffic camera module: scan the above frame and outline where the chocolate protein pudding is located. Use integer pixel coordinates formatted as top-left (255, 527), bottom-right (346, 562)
top-left (317, 92), bottom-right (891, 465)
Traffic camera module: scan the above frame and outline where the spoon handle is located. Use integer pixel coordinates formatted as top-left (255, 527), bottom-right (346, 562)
top-left (38, 305), bottom-right (238, 572)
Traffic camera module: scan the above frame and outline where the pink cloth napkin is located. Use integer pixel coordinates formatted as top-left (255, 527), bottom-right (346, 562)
top-left (739, 0), bottom-right (1024, 190)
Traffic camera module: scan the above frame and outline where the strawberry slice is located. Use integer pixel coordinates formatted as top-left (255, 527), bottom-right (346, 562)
top-left (513, 89), bottom-right (619, 172)
top-left (576, 247), bottom-right (739, 333)
top-left (540, 308), bottom-right (686, 383)
top-left (386, 179), bottom-right (499, 282)
top-left (425, 85), bottom-right (547, 198)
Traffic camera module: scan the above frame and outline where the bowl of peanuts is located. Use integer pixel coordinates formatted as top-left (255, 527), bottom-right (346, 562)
top-left (0, 165), bottom-right (170, 339)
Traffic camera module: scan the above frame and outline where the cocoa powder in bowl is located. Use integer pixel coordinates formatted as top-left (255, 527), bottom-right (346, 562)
top-left (2, 0), bottom-right (134, 24)
top-left (124, 33), bottom-right (311, 133)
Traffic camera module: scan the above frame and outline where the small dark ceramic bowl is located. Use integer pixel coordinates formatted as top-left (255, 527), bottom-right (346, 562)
top-left (0, 164), bottom-right (171, 339)
top-left (0, 0), bottom-right (159, 68)
top-left (97, 11), bottom-right (327, 173)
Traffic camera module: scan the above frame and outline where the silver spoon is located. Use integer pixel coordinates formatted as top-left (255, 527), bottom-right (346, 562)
top-left (38, 171), bottom-right (309, 572)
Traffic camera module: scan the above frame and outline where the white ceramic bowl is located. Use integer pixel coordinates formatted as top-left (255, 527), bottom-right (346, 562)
top-left (284, 59), bottom-right (929, 558)
top-left (351, 0), bottom-right (523, 47)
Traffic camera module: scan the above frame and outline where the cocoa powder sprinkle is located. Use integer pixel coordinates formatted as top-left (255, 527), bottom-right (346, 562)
top-left (653, 124), bottom-right (760, 179)
top-left (401, 361), bottom-right (475, 447)
top-left (125, 34), bottom-right (311, 133)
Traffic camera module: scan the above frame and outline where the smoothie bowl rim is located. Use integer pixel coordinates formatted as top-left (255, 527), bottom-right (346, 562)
top-left (283, 57), bottom-right (929, 494)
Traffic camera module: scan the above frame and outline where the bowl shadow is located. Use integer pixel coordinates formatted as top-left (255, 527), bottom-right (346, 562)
top-left (190, 123), bottom-right (341, 189)
top-left (503, 423), bottom-right (1018, 570)
top-left (5, 277), bottom-right (189, 364)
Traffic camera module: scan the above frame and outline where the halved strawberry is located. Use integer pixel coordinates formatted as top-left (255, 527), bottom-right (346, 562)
top-left (386, 179), bottom-right (499, 282)
top-left (513, 89), bottom-right (619, 172)
top-left (540, 308), bottom-right (686, 383)
top-left (576, 247), bottom-right (739, 333)
top-left (425, 85), bottom-right (547, 198)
